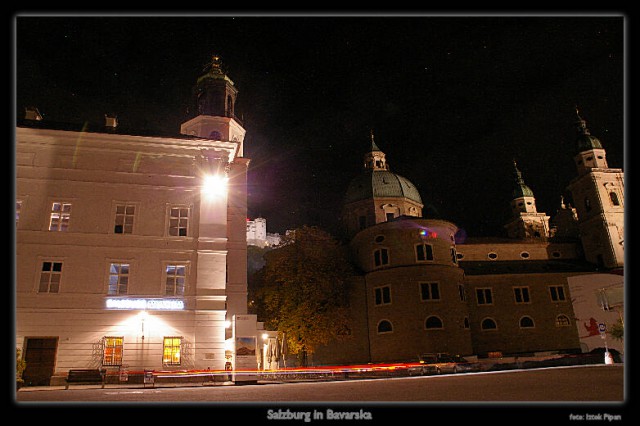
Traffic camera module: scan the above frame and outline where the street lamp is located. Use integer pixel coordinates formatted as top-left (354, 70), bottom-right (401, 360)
top-left (202, 173), bottom-right (228, 198)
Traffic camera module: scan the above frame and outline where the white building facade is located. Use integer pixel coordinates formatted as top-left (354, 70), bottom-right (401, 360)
top-left (15, 55), bottom-right (251, 386)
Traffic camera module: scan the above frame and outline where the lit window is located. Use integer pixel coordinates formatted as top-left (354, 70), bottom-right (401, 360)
top-left (39, 261), bottom-right (62, 293)
top-left (476, 288), bottom-right (493, 305)
top-left (549, 285), bottom-right (566, 302)
top-left (373, 248), bottom-right (389, 268)
top-left (374, 286), bottom-right (391, 306)
top-left (108, 263), bottom-right (130, 295)
top-left (163, 336), bottom-right (182, 366)
top-left (169, 206), bottom-right (189, 237)
top-left (49, 202), bottom-right (72, 231)
top-left (114, 204), bottom-right (135, 234)
top-left (513, 286), bottom-right (531, 304)
top-left (165, 264), bottom-right (187, 296)
top-left (377, 320), bottom-right (393, 334)
top-left (420, 282), bottom-right (440, 301)
top-left (103, 336), bottom-right (123, 366)
top-left (416, 244), bottom-right (434, 261)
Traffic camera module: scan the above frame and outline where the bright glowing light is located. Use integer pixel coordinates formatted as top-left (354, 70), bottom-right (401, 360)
top-left (202, 174), bottom-right (228, 198)
top-left (262, 333), bottom-right (269, 340)
top-left (224, 320), bottom-right (232, 329)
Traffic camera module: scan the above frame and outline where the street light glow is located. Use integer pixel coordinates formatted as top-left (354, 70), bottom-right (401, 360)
top-left (202, 174), bottom-right (228, 198)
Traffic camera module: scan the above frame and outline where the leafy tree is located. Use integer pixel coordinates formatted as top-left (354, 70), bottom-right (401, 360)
top-left (609, 317), bottom-right (624, 341)
top-left (255, 226), bottom-right (354, 366)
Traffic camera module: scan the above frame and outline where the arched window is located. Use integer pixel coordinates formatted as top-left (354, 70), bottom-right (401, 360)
top-left (556, 315), bottom-right (571, 327)
top-left (519, 316), bottom-right (535, 328)
top-left (425, 316), bottom-right (443, 329)
top-left (481, 318), bottom-right (497, 330)
top-left (209, 130), bottom-right (222, 140)
top-left (610, 192), bottom-right (620, 206)
top-left (377, 320), bottom-right (393, 334)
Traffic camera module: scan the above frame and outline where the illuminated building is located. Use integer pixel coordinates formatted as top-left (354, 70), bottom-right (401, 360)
top-left (15, 55), bottom-right (252, 385)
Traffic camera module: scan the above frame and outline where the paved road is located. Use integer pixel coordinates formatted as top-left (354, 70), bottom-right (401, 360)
top-left (15, 365), bottom-right (624, 403)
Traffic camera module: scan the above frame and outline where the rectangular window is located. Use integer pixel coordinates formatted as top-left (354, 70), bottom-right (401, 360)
top-left (458, 284), bottom-right (466, 301)
top-left (163, 337), bottom-right (182, 365)
top-left (374, 248), bottom-right (389, 268)
top-left (374, 286), bottom-right (391, 305)
top-left (513, 286), bottom-right (531, 304)
top-left (114, 204), bottom-right (136, 234)
top-left (103, 336), bottom-right (123, 366)
top-left (416, 244), bottom-right (434, 261)
top-left (476, 288), bottom-right (493, 305)
top-left (49, 202), bottom-right (72, 231)
top-left (165, 264), bottom-right (187, 296)
top-left (168, 206), bottom-right (189, 237)
top-left (39, 261), bottom-right (62, 293)
top-left (420, 282), bottom-right (440, 301)
top-left (16, 200), bottom-right (22, 227)
top-left (549, 285), bottom-right (566, 301)
top-left (108, 262), bottom-right (130, 295)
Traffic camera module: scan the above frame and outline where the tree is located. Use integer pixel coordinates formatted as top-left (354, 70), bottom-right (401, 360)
top-left (255, 226), bottom-right (354, 366)
top-left (609, 317), bottom-right (624, 341)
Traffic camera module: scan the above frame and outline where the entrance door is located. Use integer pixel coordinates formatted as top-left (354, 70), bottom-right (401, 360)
top-left (22, 338), bottom-right (58, 386)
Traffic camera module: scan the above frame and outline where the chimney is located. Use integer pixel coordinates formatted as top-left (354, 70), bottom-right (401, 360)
top-left (25, 106), bottom-right (43, 121)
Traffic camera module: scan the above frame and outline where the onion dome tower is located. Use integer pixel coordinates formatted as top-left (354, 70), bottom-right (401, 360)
top-left (504, 160), bottom-right (550, 239)
top-left (566, 108), bottom-right (624, 269)
top-left (341, 132), bottom-right (424, 239)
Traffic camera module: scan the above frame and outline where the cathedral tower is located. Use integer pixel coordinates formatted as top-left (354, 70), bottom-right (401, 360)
top-left (566, 109), bottom-right (624, 269)
top-left (504, 160), bottom-right (551, 239)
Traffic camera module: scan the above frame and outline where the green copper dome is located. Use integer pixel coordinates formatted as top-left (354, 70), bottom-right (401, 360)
top-left (511, 160), bottom-right (535, 199)
top-left (344, 170), bottom-right (423, 205)
top-left (575, 109), bottom-right (603, 153)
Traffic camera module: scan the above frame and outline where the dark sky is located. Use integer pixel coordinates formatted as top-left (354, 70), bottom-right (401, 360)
top-left (14, 13), bottom-right (625, 238)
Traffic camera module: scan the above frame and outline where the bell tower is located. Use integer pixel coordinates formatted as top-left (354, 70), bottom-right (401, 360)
top-left (566, 108), bottom-right (624, 269)
top-left (504, 160), bottom-right (550, 239)
top-left (180, 54), bottom-right (246, 157)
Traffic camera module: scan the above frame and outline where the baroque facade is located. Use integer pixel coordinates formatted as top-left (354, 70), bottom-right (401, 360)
top-left (314, 115), bottom-right (624, 364)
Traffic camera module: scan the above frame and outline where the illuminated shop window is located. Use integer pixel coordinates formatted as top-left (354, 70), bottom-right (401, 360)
top-left (108, 262), bottom-right (130, 295)
top-left (38, 261), bottom-right (62, 293)
top-left (419, 282), bottom-right (440, 301)
top-left (163, 337), bottom-right (182, 366)
top-left (415, 243), bottom-right (434, 261)
top-left (168, 206), bottom-right (190, 237)
top-left (103, 336), bottom-right (123, 366)
top-left (549, 285), bottom-right (566, 302)
top-left (114, 204), bottom-right (136, 234)
top-left (373, 248), bottom-right (389, 268)
top-left (513, 286), bottom-right (531, 304)
top-left (374, 285), bottom-right (391, 306)
top-left (165, 264), bottom-right (187, 296)
top-left (49, 202), bottom-right (72, 231)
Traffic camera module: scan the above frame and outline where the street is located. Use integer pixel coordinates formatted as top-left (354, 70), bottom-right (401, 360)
top-left (13, 365), bottom-right (628, 423)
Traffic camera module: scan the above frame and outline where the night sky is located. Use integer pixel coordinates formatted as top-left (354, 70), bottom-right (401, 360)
top-left (14, 14), bottom-right (625, 239)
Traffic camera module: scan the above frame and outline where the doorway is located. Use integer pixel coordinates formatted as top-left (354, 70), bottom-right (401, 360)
top-left (22, 337), bottom-right (58, 386)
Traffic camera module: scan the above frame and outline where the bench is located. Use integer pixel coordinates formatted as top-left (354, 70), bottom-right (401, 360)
top-left (65, 369), bottom-right (105, 389)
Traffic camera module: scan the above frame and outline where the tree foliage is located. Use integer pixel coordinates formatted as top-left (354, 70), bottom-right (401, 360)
top-left (609, 317), bottom-right (624, 341)
top-left (254, 226), bottom-right (354, 364)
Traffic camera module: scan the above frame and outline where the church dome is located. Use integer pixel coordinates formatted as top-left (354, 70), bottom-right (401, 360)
top-left (344, 170), bottom-right (423, 204)
top-left (576, 133), bottom-right (603, 153)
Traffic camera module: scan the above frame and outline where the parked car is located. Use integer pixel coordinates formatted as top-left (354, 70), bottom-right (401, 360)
top-left (408, 353), bottom-right (479, 375)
